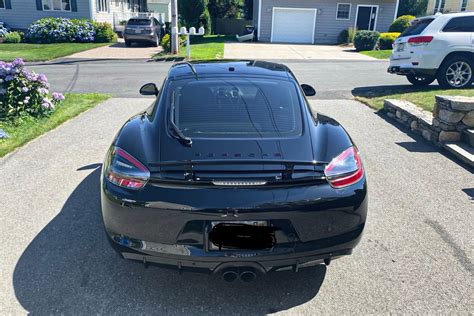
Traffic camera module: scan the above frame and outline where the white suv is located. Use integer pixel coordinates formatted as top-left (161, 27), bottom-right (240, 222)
top-left (388, 12), bottom-right (474, 88)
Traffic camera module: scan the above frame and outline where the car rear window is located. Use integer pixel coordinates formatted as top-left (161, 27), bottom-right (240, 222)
top-left (400, 18), bottom-right (434, 37)
top-left (167, 78), bottom-right (303, 138)
top-left (127, 19), bottom-right (151, 26)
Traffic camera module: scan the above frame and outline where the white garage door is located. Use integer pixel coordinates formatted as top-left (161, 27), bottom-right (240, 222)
top-left (271, 8), bottom-right (316, 44)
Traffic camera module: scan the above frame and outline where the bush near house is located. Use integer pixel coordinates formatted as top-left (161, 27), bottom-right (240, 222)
top-left (378, 32), bottom-right (400, 50)
top-left (354, 30), bottom-right (380, 51)
top-left (25, 18), bottom-right (115, 44)
top-left (0, 58), bottom-right (64, 120)
top-left (160, 34), bottom-right (186, 53)
top-left (389, 15), bottom-right (416, 33)
top-left (338, 27), bottom-right (357, 44)
top-left (3, 32), bottom-right (22, 43)
top-left (338, 29), bottom-right (349, 44)
top-left (93, 22), bottom-right (117, 43)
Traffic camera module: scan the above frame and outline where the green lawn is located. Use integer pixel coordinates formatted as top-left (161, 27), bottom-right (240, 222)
top-left (0, 93), bottom-right (110, 157)
top-left (360, 50), bottom-right (392, 60)
top-left (155, 35), bottom-right (236, 60)
top-left (0, 43), bottom-right (111, 62)
top-left (355, 88), bottom-right (474, 112)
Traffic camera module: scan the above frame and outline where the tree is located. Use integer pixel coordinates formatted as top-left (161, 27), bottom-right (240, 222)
top-left (244, 0), bottom-right (253, 20)
top-left (397, 0), bottom-right (429, 17)
top-left (178, 0), bottom-right (212, 34)
top-left (208, 0), bottom-right (244, 32)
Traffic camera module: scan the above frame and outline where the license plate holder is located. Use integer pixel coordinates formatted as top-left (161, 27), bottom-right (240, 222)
top-left (208, 221), bottom-right (276, 251)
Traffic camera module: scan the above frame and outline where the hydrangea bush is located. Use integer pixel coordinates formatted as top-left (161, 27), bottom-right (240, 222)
top-left (0, 58), bottom-right (64, 120)
top-left (26, 18), bottom-right (95, 43)
top-left (0, 27), bottom-right (8, 38)
top-left (26, 17), bottom-right (115, 43)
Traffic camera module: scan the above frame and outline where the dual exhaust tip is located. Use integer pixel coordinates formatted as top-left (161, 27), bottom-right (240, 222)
top-left (222, 269), bottom-right (257, 282)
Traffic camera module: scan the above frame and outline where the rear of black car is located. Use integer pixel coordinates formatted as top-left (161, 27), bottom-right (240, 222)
top-left (101, 67), bottom-right (367, 277)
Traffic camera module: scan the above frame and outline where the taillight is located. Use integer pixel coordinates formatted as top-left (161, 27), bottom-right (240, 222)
top-left (324, 147), bottom-right (364, 189)
top-left (105, 147), bottom-right (150, 190)
top-left (407, 36), bottom-right (433, 46)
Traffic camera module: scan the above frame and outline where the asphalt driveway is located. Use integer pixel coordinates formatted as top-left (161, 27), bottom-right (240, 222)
top-left (224, 42), bottom-right (378, 60)
top-left (66, 39), bottom-right (162, 60)
top-left (0, 98), bottom-right (472, 314)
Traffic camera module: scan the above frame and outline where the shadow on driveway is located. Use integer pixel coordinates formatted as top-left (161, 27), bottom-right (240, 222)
top-left (13, 166), bottom-right (326, 314)
top-left (351, 84), bottom-right (443, 98)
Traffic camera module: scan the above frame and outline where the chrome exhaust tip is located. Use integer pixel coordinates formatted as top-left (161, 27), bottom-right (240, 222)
top-left (222, 270), bottom-right (239, 282)
top-left (239, 270), bottom-right (257, 282)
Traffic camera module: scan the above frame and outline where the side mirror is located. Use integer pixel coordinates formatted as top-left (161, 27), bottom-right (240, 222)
top-left (301, 84), bottom-right (316, 97)
top-left (140, 83), bottom-right (159, 96)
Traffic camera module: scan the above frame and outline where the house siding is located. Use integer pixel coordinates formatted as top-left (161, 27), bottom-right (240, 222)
top-left (90, 0), bottom-right (146, 24)
top-left (0, 0), bottom-right (92, 30)
top-left (427, 0), bottom-right (474, 13)
top-left (257, 0), bottom-right (397, 44)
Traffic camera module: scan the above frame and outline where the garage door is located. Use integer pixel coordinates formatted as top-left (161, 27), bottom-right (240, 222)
top-left (271, 8), bottom-right (316, 44)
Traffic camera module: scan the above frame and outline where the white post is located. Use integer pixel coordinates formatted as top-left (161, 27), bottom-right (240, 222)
top-left (170, 0), bottom-right (178, 54)
top-left (177, 26), bottom-right (205, 60)
top-left (186, 34), bottom-right (191, 59)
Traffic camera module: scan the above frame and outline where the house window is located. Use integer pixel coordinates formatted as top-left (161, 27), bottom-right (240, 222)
top-left (97, 0), bottom-right (109, 12)
top-left (0, 0), bottom-right (5, 9)
top-left (433, 0), bottom-right (445, 13)
top-left (42, 0), bottom-right (71, 11)
top-left (337, 3), bottom-right (351, 20)
top-left (460, 0), bottom-right (468, 11)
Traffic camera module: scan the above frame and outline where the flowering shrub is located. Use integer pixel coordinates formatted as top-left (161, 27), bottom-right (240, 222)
top-left (26, 18), bottom-right (116, 44)
top-left (26, 18), bottom-right (95, 43)
top-left (0, 27), bottom-right (8, 38)
top-left (0, 58), bottom-right (64, 120)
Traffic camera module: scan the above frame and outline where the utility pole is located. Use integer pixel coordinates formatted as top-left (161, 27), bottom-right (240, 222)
top-left (171, 0), bottom-right (179, 54)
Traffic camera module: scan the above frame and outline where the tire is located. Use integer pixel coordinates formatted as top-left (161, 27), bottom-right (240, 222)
top-left (152, 35), bottom-right (159, 47)
top-left (437, 56), bottom-right (473, 89)
top-left (125, 40), bottom-right (131, 47)
top-left (406, 74), bottom-right (436, 86)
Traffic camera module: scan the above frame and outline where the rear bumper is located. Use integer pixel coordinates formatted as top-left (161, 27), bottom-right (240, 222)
top-left (123, 34), bottom-right (156, 42)
top-left (387, 65), bottom-right (437, 77)
top-left (101, 176), bottom-right (368, 273)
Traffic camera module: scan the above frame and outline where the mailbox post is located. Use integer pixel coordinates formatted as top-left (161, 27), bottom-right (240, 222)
top-left (172, 26), bottom-right (205, 59)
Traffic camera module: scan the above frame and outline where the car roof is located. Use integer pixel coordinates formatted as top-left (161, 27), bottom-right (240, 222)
top-left (417, 11), bottom-right (474, 21)
top-left (168, 60), bottom-right (292, 80)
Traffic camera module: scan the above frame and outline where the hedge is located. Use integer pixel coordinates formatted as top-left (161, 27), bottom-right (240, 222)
top-left (354, 30), bottom-right (380, 51)
top-left (389, 15), bottom-right (416, 33)
top-left (378, 32), bottom-right (400, 50)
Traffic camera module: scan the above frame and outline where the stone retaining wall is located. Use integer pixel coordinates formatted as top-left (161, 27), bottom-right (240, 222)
top-left (383, 96), bottom-right (474, 145)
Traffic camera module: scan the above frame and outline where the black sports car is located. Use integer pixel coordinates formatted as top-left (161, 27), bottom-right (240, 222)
top-left (101, 60), bottom-right (367, 282)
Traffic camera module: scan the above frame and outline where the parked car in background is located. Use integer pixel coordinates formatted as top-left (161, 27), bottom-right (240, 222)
top-left (123, 17), bottom-right (162, 47)
top-left (388, 12), bottom-right (474, 89)
top-left (101, 61), bottom-right (368, 282)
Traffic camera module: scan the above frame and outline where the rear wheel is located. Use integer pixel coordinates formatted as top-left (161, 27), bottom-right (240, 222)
top-left (152, 35), bottom-right (159, 47)
top-left (437, 56), bottom-right (473, 89)
top-left (406, 74), bottom-right (435, 86)
top-left (125, 40), bottom-right (132, 47)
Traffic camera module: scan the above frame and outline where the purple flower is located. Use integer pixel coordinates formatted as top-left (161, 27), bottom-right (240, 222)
top-left (41, 98), bottom-right (54, 110)
top-left (5, 75), bottom-right (13, 82)
top-left (38, 74), bottom-right (48, 83)
top-left (12, 58), bottom-right (24, 67)
top-left (38, 87), bottom-right (49, 94)
top-left (52, 92), bottom-right (65, 101)
top-left (21, 87), bottom-right (29, 93)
